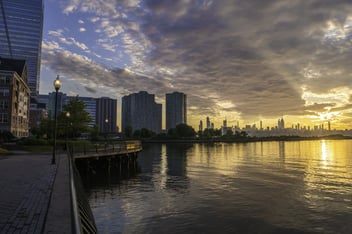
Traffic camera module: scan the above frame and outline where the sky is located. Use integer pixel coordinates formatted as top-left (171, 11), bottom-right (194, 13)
top-left (40, 0), bottom-right (352, 130)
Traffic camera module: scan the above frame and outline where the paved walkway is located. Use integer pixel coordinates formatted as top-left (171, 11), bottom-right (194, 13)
top-left (0, 152), bottom-right (71, 234)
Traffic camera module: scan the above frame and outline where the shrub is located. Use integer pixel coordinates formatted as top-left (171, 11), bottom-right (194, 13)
top-left (18, 137), bottom-right (49, 145)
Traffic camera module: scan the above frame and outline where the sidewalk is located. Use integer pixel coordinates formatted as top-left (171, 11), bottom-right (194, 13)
top-left (0, 152), bottom-right (71, 233)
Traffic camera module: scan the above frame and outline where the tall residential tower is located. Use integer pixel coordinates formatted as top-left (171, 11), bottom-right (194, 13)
top-left (165, 92), bottom-right (187, 130)
top-left (96, 97), bottom-right (117, 133)
top-left (122, 91), bottom-right (162, 134)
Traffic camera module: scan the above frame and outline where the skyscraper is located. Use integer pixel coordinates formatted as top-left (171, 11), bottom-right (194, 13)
top-left (206, 116), bottom-right (211, 129)
top-left (165, 92), bottom-right (187, 130)
top-left (0, 0), bottom-right (44, 99)
top-left (122, 91), bottom-right (162, 134)
top-left (199, 120), bottom-right (203, 132)
top-left (278, 117), bottom-right (285, 129)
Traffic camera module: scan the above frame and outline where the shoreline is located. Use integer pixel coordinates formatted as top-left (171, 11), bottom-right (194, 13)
top-left (141, 135), bottom-right (352, 144)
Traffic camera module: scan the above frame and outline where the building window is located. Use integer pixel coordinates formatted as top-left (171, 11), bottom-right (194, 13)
top-left (0, 76), bottom-right (11, 84)
top-left (0, 88), bottom-right (9, 96)
top-left (0, 113), bottom-right (8, 123)
top-left (0, 100), bottom-right (9, 110)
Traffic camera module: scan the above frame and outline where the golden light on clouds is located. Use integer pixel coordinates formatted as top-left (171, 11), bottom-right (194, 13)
top-left (42, 1), bottom-right (352, 131)
top-left (218, 101), bottom-right (235, 109)
top-left (301, 86), bottom-right (352, 107)
top-left (318, 111), bottom-right (339, 121)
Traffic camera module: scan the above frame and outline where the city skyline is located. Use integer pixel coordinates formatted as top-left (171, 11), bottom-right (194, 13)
top-left (38, 89), bottom-right (344, 133)
top-left (39, 0), bottom-right (352, 130)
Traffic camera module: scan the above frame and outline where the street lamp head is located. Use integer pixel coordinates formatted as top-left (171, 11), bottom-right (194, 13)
top-left (105, 118), bottom-right (109, 123)
top-left (66, 112), bottom-right (70, 118)
top-left (53, 75), bottom-right (62, 91)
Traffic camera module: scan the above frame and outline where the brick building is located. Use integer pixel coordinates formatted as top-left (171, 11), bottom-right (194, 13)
top-left (0, 58), bottom-right (30, 137)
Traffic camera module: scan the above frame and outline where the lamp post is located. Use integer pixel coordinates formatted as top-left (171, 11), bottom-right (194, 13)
top-left (65, 111), bottom-right (70, 144)
top-left (52, 75), bottom-right (61, 164)
top-left (105, 118), bottom-right (109, 139)
top-left (105, 118), bottom-right (109, 131)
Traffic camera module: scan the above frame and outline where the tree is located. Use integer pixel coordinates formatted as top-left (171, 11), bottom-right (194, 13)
top-left (89, 125), bottom-right (99, 141)
top-left (240, 131), bottom-right (248, 138)
top-left (124, 125), bottom-right (133, 138)
top-left (167, 124), bottom-right (196, 138)
top-left (0, 131), bottom-right (15, 142)
top-left (133, 129), bottom-right (141, 138)
top-left (234, 130), bottom-right (248, 138)
top-left (167, 128), bottom-right (177, 138)
top-left (133, 128), bottom-right (155, 138)
top-left (176, 123), bottom-right (196, 137)
top-left (140, 128), bottom-right (155, 138)
top-left (58, 97), bottom-right (92, 138)
top-left (203, 128), bottom-right (215, 138)
top-left (225, 129), bottom-right (234, 136)
top-left (36, 118), bottom-right (53, 138)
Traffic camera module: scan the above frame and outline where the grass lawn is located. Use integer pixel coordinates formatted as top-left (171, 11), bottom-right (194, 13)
top-left (0, 147), bottom-right (10, 155)
top-left (14, 144), bottom-right (54, 153)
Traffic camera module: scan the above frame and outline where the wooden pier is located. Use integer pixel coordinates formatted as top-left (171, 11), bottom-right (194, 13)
top-left (71, 140), bottom-right (143, 159)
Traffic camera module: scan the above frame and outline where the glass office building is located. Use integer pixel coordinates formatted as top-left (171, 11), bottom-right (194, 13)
top-left (0, 0), bottom-right (44, 99)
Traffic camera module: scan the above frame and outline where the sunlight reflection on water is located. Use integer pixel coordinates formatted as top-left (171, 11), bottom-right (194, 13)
top-left (84, 140), bottom-right (352, 234)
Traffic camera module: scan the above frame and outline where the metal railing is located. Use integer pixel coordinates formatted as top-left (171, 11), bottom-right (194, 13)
top-left (71, 140), bottom-right (143, 159)
top-left (67, 145), bottom-right (97, 234)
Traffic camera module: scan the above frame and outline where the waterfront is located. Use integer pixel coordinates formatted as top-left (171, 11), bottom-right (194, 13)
top-left (82, 140), bottom-right (352, 234)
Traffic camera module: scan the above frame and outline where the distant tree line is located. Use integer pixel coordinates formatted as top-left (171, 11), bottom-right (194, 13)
top-left (123, 123), bottom-right (251, 141)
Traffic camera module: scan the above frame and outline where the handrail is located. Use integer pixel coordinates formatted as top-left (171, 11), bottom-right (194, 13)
top-left (72, 140), bottom-right (142, 159)
top-left (67, 144), bottom-right (97, 234)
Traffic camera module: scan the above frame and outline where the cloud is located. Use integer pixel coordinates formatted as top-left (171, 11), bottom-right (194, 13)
top-left (41, 40), bottom-right (168, 97)
top-left (90, 17), bottom-right (100, 23)
top-left (84, 86), bottom-right (97, 93)
top-left (44, 0), bottom-right (352, 128)
top-left (47, 28), bottom-right (90, 52)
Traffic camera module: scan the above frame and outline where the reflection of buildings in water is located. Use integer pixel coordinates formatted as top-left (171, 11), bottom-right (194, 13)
top-left (135, 143), bottom-right (191, 192)
top-left (279, 141), bottom-right (285, 164)
top-left (137, 143), bottom-right (162, 173)
top-left (164, 143), bottom-right (192, 191)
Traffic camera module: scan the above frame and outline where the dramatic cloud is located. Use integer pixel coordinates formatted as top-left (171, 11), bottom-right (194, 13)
top-left (41, 0), bottom-right (352, 128)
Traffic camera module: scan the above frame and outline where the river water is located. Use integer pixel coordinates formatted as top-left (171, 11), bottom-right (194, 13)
top-left (82, 140), bottom-right (352, 234)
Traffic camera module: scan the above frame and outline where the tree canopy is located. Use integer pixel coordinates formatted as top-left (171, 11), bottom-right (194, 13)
top-left (58, 97), bottom-right (92, 138)
top-left (168, 123), bottom-right (196, 138)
